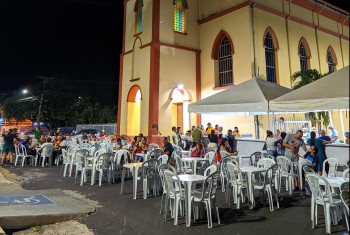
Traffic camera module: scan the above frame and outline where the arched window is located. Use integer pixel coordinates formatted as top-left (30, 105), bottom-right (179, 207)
top-left (264, 32), bottom-right (277, 83)
top-left (217, 36), bottom-right (233, 86)
top-left (327, 46), bottom-right (337, 73)
top-left (298, 38), bottom-right (311, 73)
top-left (173, 0), bottom-right (188, 33)
top-left (134, 0), bottom-right (143, 34)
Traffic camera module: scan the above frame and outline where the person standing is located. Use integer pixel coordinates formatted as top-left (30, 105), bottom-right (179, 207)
top-left (192, 125), bottom-right (203, 147)
top-left (208, 130), bottom-right (218, 151)
top-left (283, 130), bottom-right (309, 162)
top-left (1, 129), bottom-right (17, 166)
top-left (265, 130), bottom-right (277, 160)
top-left (327, 125), bottom-right (339, 143)
top-left (233, 127), bottom-right (241, 138)
top-left (171, 126), bottom-right (179, 146)
top-left (161, 137), bottom-right (174, 164)
top-left (205, 123), bottom-right (214, 135)
top-left (34, 126), bottom-right (43, 140)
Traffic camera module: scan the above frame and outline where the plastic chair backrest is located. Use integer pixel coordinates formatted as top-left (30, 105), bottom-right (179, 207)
top-left (226, 162), bottom-right (244, 185)
top-left (262, 152), bottom-right (274, 159)
top-left (158, 154), bottom-right (169, 165)
top-left (343, 168), bottom-right (349, 179)
top-left (173, 154), bottom-right (182, 173)
top-left (163, 169), bottom-right (182, 198)
top-left (303, 165), bottom-right (316, 175)
top-left (249, 151), bottom-right (262, 167)
top-left (96, 153), bottom-right (113, 170)
top-left (149, 148), bottom-right (162, 159)
top-left (81, 143), bottom-right (90, 150)
top-left (94, 149), bottom-right (107, 159)
top-left (114, 150), bottom-right (126, 166)
top-left (15, 145), bottom-right (21, 156)
top-left (257, 158), bottom-right (275, 169)
top-left (220, 150), bottom-right (230, 159)
top-left (276, 156), bottom-right (291, 175)
top-left (323, 158), bottom-right (338, 177)
top-left (62, 149), bottom-right (69, 163)
top-left (204, 164), bottom-right (217, 177)
top-left (205, 151), bottom-right (216, 164)
top-left (198, 171), bottom-right (220, 201)
top-left (42, 144), bottom-right (54, 156)
top-left (142, 159), bottom-right (158, 178)
top-left (20, 144), bottom-right (30, 156)
top-left (306, 174), bottom-right (333, 205)
top-left (263, 164), bottom-right (279, 188)
top-left (75, 149), bottom-right (89, 166)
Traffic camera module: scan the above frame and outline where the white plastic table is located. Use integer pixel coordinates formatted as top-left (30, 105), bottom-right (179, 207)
top-left (240, 166), bottom-right (266, 209)
top-left (319, 176), bottom-right (347, 188)
top-left (181, 158), bottom-right (209, 174)
top-left (173, 174), bottom-right (207, 227)
top-left (120, 162), bottom-right (143, 199)
top-left (237, 154), bottom-right (248, 166)
top-left (180, 151), bottom-right (191, 158)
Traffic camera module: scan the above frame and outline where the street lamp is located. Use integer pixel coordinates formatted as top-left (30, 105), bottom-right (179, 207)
top-left (22, 89), bottom-right (44, 125)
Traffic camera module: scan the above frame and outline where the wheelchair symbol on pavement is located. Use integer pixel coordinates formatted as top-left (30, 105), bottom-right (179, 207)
top-left (14, 196), bottom-right (41, 205)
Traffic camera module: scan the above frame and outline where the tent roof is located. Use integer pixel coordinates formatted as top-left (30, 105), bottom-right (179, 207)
top-left (270, 66), bottom-right (349, 111)
top-left (188, 78), bottom-right (291, 114)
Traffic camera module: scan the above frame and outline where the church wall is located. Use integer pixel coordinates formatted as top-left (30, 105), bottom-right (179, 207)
top-left (158, 46), bottom-right (197, 136)
top-left (199, 6), bottom-right (252, 97)
top-left (159, 0), bottom-right (200, 50)
top-left (198, 0), bottom-right (245, 20)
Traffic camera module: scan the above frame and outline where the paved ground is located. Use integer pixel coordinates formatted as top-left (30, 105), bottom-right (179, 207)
top-left (1, 164), bottom-right (349, 235)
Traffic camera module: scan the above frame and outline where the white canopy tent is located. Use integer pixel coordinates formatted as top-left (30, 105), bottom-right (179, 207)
top-left (188, 77), bottom-right (291, 131)
top-left (269, 66), bottom-right (349, 111)
top-left (188, 77), bottom-right (291, 113)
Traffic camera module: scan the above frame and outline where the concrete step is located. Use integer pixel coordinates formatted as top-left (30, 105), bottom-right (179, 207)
top-left (0, 189), bottom-right (96, 229)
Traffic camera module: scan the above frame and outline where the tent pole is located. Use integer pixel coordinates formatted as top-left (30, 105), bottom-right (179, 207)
top-left (272, 112), bottom-right (276, 136)
top-left (328, 111), bottom-right (333, 126)
top-left (267, 106), bottom-right (271, 131)
top-left (249, 112), bottom-right (254, 139)
top-left (340, 110), bottom-right (345, 143)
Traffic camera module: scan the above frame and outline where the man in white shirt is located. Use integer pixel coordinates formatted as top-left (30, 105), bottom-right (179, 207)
top-left (171, 126), bottom-right (179, 146)
top-left (328, 125), bottom-right (339, 143)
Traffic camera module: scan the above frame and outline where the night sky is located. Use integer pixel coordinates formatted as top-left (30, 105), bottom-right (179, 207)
top-left (0, 0), bottom-right (348, 102)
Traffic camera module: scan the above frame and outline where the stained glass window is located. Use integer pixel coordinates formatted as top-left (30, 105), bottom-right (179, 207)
top-left (299, 42), bottom-right (308, 72)
top-left (264, 32), bottom-right (277, 83)
top-left (134, 0), bottom-right (143, 34)
top-left (173, 0), bottom-right (188, 33)
top-left (327, 47), bottom-right (336, 73)
top-left (218, 36), bottom-right (233, 86)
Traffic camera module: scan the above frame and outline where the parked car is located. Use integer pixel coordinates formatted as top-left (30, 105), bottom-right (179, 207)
top-left (71, 129), bottom-right (101, 138)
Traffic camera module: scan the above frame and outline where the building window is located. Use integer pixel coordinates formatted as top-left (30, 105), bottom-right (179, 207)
top-left (327, 47), bottom-right (337, 73)
top-left (134, 0), bottom-right (143, 34)
top-left (218, 36), bottom-right (233, 86)
top-left (299, 42), bottom-right (308, 72)
top-left (173, 0), bottom-right (188, 33)
top-left (264, 32), bottom-right (277, 83)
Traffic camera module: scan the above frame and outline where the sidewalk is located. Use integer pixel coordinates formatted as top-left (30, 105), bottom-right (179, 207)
top-left (1, 165), bottom-right (349, 235)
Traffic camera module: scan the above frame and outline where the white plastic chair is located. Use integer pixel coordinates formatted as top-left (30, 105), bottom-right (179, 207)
top-left (253, 164), bottom-right (280, 211)
top-left (276, 156), bottom-right (296, 195)
top-left (159, 164), bottom-right (177, 215)
top-left (191, 171), bottom-right (221, 228)
top-left (111, 150), bottom-right (126, 183)
top-left (158, 154), bottom-right (169, 165)
top-left (163, 169), bottom-right (185, 225)
top-left (81, 143), bottom-right (91, 150)
top-left (226, 162), bottom-right (247, 209)
top-left (220, 155), bottom-right (238, 192)
top-left (14, 145), bottom-right (24, 167)
top-left (204, 151), bottom-right (216, 165)
top-left (95, 153), bottom-right (113, 186)
top-left (141, 159), bottom-right (159, 199)
top-left (322, 158), bottom-right (338, 177)
top-left (340, 182), bottom-right (349, 231)
top-left (204, 164), bottom-right (217, 177)
top-left (19, 145), bottom-right (35, 167)
top-left (257, 158), bottom-right (276, 169)
top-left (60, 149), bottom-right (71, 177)
top-left (306, 173), bottom-right (344, 234)
top-left (39, 144), bottom-right (54, 167)
top-left (73, 149), bottom-right (90, 185)
top-left (343, 168), bottom-right (349, 180)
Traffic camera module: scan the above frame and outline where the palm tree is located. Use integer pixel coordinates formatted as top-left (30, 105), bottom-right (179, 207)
top-left (290, 69), bottom-right (331, 130)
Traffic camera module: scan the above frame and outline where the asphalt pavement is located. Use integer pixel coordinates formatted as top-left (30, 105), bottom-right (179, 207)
top-left (2, 165), bottom-right (349, 235)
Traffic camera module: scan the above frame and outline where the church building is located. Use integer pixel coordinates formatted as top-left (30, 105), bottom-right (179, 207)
top-left (117, 0), bottom-right (349, 143)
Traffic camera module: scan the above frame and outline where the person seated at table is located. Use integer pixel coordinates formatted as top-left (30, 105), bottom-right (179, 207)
top-left (20, 135), bottom-right (39, 158)
top-left (141, 137), bottom-right (148, 153)
top-left (120, 134), bottom-right (130, 148)
top-left (38, 134), bottom-right (47, 145)
top-left (112, 138), bottom-right (122, 150)
top-left (131, 136), bottom-right (143, 162)
top-left (233, 126), bottom-right (241, 138)
top-left (39, 137), bottom-right (54, 166)
top-left (299, 146), bottom-right (319, 189)
top-left (191, 141), bottom-right (203, 158)
top-left (81, 131), bottom-right (89, 142)
top-left (161, 137), bottom-right (174, 165)
top-left (183, 130), bottom-right (193, 150)
top-left (89, 133), bottom-right (97, 142)
top-left (307, 131), bottom-right (325, 174)
top-left (52, 136), bottom-right (63, 164)
top-left (208, 130), bottom-right (218, 151)
top-left (344, 131), bottom-right (349, 144)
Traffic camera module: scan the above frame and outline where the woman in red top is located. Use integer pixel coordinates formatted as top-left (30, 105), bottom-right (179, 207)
top-left (191, 142), bottom-right (203, 158)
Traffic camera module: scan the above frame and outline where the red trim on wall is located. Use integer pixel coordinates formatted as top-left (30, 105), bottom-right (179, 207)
top-left (117, 0), bottom-right (128, 136)
top-left (198, 1), bottom-right (250, 25)
top-left (159, 42), bottom-right (200, 53)
top-left (211, 30), bottom-right (235, 60)
top-left (341, 36), bottom-right (349, 41)
top-left (262, 26), bottom-right (280, 50)
top-left (195, 51), bottom-right (201, 125)
top-left (148, 0), bottom-right (160, 142)
top-left (254, 3), bottom-right (288, 18)
top-left (288, 16), bottom-right (317, 29)
top-left (317, 26), bottom-right (342, 38)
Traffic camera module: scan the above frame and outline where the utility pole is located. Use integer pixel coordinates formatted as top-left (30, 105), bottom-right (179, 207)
top-left (35, 76), bottom-right (55, 124)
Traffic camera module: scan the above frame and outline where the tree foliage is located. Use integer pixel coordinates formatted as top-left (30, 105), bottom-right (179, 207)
top-left (290, 69), bottom-right (331, 130)
top-left (2, 80), bottom-right (117, 128)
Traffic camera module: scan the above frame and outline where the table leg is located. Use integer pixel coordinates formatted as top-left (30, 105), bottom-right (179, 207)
top-left (247, 172), bottom-right (254, 209)
top-left (69, 156), bottom-right (74, 177)
top-left (185, 182), bottom-right (192, 227)
top-left (120, 167), bottom-right (125, 195)
top-left (91, 160), bottom-right (96, 185)
top-left (193, 160), bottom-right (197, 175)
top-left (133, 167), bottom-right (138, 200)
top-left (298, 163), bottom-right (303, 189)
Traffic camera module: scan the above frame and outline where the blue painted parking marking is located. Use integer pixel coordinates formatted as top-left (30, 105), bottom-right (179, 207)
top-left (0, 195), bottom-right (56, 206)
